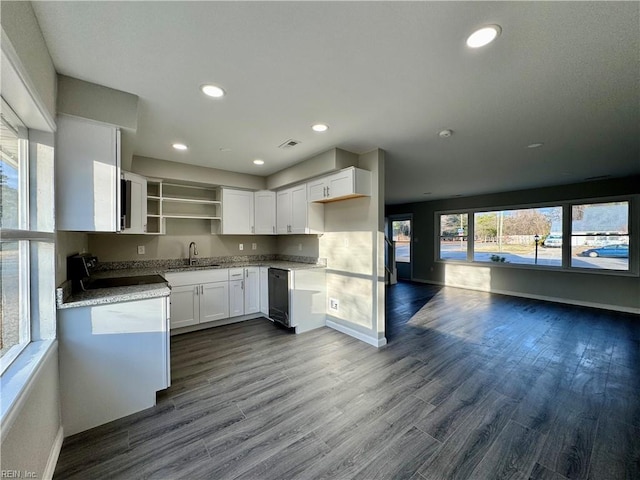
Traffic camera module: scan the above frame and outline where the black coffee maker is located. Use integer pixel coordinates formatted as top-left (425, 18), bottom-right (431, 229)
top-left (67, 253), bottom-right (98, 292)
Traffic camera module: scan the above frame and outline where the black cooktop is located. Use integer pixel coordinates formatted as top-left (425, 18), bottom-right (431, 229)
top-left (85, 274), bottom-right (167, 290)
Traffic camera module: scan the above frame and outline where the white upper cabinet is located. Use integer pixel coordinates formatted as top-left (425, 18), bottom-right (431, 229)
top-left (307, 167), bottom-right (372, 203)
top-left (221, 188), bottom-right (254, 234)
top-left (276, 184), bottom-right (323, 234)
top-left (120, 171), bottom-right (147, 234)
top-left (254, 190), bottom-right (276, 235)
top-left (276, 189), bottom-right (292, 234)
top-left (56, 115), bottom-right (121, 231)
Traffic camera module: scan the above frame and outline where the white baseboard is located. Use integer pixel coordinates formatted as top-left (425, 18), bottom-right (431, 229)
top-left (326, 319), bottom-right (387, 348)
top-left (412, 278), bottom-right (640, 315)
top-left (43, 426), bottom-right (64, 480)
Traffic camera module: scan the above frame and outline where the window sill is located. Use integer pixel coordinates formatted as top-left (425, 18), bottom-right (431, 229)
top-left (435, 258), bottom-right (638, 277)
top-left (0, 339), bottom-right (56, 438)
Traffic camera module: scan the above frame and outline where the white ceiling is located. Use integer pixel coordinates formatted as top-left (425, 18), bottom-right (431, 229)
top-left (31, 1), bottom-right (639, 204)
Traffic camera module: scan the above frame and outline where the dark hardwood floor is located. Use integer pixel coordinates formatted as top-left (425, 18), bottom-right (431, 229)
top-left (54, 282), bottom-right (640, 479)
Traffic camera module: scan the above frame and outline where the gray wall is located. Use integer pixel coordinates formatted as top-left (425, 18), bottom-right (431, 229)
top-left (386, 176), bottom-right (640, 313)
top-left (57, 75), bottom-right (139, 130)
top-left (0, 1), bottom-right (56, 121)
top-left (266, 148), bottom-right (358, 190)
top-left (132, 155), bottom-right (266, 190)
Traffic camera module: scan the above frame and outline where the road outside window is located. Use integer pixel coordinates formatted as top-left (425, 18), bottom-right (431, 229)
top-left (439, 213), bottom-right (468, 260)
top-left (570, 202), bottom-right (629, 271)
top-left (392, 220), bottom-right (411, 263)
top-left (473, 207), bottom-right (562, 266)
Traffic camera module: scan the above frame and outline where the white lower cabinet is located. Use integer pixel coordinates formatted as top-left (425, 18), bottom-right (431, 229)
top-left (200, 282), bottom-right (230, 323)
top-left (58, 296), bottom-right (170, 436)
top-left (229, 279), bottom-right (244, 317)
top-left (165, 269), bottom-right (230, 329)
top-left (259, 266), bottom-right (269, 315)
top-left (244, 267), bottom-right (260, 314)
top-left (169, 284), bottom-right (199, 328)
top-left (228, 267), bottom-right (260, 317)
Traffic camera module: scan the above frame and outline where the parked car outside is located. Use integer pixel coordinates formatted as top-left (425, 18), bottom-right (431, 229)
top-left (579, 244), bottom-right (629, 258)
top-left (543, 234), bottom-right (562, 248)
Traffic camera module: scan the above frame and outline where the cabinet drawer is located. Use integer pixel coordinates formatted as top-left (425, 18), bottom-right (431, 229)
top-left (165, 269), bottom-right (228, 286)
top-left (228, 268), bottom-right (244, 280)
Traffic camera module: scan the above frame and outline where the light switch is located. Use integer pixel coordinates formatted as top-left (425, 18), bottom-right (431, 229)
top-left (252, 243), bottom-right (257, 250)
top-left (137, 245), bottom-right (145, 255)
top-left (239, 243), bottom-right (244, 251)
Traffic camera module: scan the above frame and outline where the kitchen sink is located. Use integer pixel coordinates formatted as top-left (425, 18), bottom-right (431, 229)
top-left (85, 274), bottom-right (168, 289)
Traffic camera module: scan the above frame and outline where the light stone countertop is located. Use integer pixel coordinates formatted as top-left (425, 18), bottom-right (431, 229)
top-left (57, 258), bottom-right (325, 309)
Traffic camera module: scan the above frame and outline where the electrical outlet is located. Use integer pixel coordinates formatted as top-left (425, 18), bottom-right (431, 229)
top-left (137, 245), bottom-right (145, 255)
top-left (329, 298), bottom-right (339, 311)
top-left (239, 243), bottom-right (244, 251)
top-left (252, 243), bottom-right (257, 250)
top-left (298, 243), bottom-right (302, 251)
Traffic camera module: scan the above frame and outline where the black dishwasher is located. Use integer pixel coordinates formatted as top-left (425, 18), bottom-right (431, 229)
top-left (268, 268), bottom-right (290, 327)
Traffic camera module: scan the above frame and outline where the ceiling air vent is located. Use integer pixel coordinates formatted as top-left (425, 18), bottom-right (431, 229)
top-left (278, 139), bottom-right (301, 149)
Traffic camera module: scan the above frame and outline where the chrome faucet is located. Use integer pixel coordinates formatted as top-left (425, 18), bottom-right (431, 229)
top-left (188, 242), bottom-right (198, 266)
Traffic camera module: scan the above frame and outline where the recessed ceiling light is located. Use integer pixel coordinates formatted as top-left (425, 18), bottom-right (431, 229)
top-left (466, 25), bottom-right (501, 48)
top-left (172, 143), bottom-right (188, 151)
top-left (526, 143), bottom-right (544, 149)
top-left (201, 84), bottom-right (225, 98)
top-left (253, 159), bottom-right (265, 165)
top-left (219, 147), bottom-right (231, 152)
top-left (312, 124), bottom-right (329, 132)
top-left (438, 129), bottom-right (453, 138)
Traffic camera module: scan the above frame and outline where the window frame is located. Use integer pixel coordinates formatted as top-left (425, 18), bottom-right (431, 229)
top-left (0, 98), bottom-right (55, 374)
top-left (568, 199), bottom-right (631, 272)
top-left (434, 195), bottom-right (637, 277)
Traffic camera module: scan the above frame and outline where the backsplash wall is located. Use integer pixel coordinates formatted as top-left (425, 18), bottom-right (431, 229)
top-left (88, 219), bottom-right (276, 262)
top-left (56, 231), bottom-right (89, 286)
top-left (89, 232), bottom-right (278, 262)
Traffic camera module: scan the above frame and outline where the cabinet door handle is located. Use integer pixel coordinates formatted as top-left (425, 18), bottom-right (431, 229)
top-left (241, 280), bottom-right (244, 290)
top-left (251, 225), bottom-right (255, 234)
top-left (323, 186), bottom-right (326, 197)
top-left (272, 225), bottom-right (275, 234)
top-left (246, 270), bottom-right (249, 278)
top-left (195, 286), bottom-right (199, 296)
top-left (201, 285), bottom-right (204, 295)
top-left (326, 186), bottom-right (330, 197)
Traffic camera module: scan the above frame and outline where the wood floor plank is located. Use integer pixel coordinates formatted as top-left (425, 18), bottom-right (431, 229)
top-left (414, 368), bottom-right (498, 442)
top-left (418, 390), bottom-right (518, 480)
top-left (529, 463), bottom-right (569, 480)
top-left (232, 432), bottom-right (331, 480)
top-left (201, 405), bottom-right (342, 479)
top-left (351, 426), bottom-right (440, 480)
top-left (537, 395), bottom-right (599, 480)
top-left (469, 420), bottom-right (546, 480)
top-left (587, 415), bottom-right (640, 480)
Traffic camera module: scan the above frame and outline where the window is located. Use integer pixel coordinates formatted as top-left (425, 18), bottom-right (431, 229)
top-left (436, 198), bottom-right (634, 274)
top-left (391, 219), bottom-right (411, 263)
top-left (439, 213), bottom-right (468, 260)
top-left (0, 98), bottom-right (55, 373)
top-left (474, 206), bottom-right (562, 266)
top-left (571, 201), bottom-right (629, 271)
